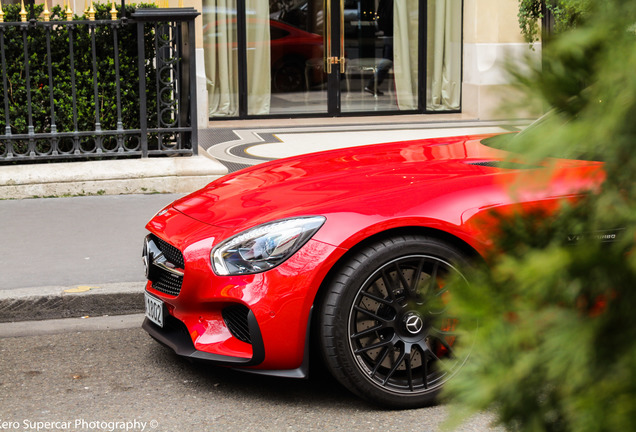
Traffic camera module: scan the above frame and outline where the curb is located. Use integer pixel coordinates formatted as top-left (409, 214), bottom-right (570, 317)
top-left (0, 154), bottom-right (228, 199)
top-left (0, 282), bottom-right (146, 323)
top-left (0, 314), bottom-right (145, 338)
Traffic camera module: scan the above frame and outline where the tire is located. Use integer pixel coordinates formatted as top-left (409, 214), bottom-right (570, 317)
top-left (318, 235), bottom-right (473, 409)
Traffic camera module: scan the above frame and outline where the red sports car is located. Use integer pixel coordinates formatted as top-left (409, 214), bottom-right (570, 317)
top-left (142, 134), bottom-right (603, 408)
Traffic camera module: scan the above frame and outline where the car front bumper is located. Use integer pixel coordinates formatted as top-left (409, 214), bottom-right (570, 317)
top-left (142, 207), bottom-right (343, 374)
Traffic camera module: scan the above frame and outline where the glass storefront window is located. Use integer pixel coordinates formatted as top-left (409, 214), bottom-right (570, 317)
top-left (203, 0), bottom-right (463, 118)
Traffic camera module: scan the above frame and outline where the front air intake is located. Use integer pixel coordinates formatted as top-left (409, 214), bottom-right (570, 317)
top-left (222, 304), bottom-right (252, 344)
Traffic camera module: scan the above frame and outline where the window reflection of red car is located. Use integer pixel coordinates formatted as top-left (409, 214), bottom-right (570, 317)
top-left (203, 19), bottom-right (324, 92)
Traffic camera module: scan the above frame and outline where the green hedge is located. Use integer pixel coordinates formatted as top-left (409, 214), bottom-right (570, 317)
top-left (0, 3), bottom-right (158, 136)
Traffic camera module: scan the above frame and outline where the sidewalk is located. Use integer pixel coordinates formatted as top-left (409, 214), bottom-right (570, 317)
top-left (0, 115), bottom-right (531, 326)
top-left (0, 152), bottom-right (228, 200)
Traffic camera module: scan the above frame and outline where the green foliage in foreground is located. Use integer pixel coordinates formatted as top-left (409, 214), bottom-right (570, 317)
top-left (445, 1), bottom-right (636, 431)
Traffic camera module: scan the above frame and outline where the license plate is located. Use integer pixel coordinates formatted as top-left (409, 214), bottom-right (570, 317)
top-left (145, 292), bottom-right (164, 328)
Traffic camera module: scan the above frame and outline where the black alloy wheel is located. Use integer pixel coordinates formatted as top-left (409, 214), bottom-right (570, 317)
top-left (319, 235), bottom-right (473, 408)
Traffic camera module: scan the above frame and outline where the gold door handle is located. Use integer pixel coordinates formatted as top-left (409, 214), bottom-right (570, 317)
top-left (324, 0), bottom-right (345, 74)
top-left (325, 0), bottom-right (332, 73)
top-left (339, 0), bottom-right (345, 73)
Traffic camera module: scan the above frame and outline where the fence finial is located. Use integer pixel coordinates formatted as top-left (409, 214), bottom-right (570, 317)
top-left (65, 0), bottom-right (73, 21)
top-left (20, 0), bottom-right (28, 22)
top-left (88, 0), bottom-right (96, 20)
top-left (43, 0), bottom-right (50, 21)
top-left (110, 0), bottom-right (118, 20)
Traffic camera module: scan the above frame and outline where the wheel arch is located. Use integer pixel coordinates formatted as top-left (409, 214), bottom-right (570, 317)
top-left (316, 226), bottom-right (482, 301)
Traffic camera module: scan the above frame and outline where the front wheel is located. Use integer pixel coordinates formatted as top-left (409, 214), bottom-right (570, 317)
top-left (318, 235), bottom-right (473, 408)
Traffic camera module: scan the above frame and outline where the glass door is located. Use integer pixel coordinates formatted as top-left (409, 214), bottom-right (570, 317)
top-left (263, 0), bottom-right (330, 115)
top-left (329, 0), bottom-right (462, 114)
top-left (340, 0), bottom-right (405, 113)
top-left (264, 0), bottom-right (419, 115)
top-left (242, 0), bottom-right (346, 116)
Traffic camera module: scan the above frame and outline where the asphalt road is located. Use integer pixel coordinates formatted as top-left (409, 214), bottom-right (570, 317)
top-left (0, 194), bottom-right (184, 291)
top-left (0, 320), bottom-right (498, 432)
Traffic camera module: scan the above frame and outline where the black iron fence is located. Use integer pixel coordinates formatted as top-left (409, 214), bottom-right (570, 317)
top-left (0, 3), bottom-right (199, 163)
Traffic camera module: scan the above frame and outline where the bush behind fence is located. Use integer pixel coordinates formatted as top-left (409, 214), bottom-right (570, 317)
top-left (1, 3), bottom-right (157, 134)
top-left (0, 3), bottom-right (186, 161)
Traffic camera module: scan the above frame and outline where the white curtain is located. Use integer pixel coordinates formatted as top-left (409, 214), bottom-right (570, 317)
top-left (204, 0), bottom-right (238, 117)
top-left (394, 0), bottom-right (419, 110)
top-left (427, 0), bottom-right (462, 110)
top-left (246, 1), bottom-right (271, 115)
top-left (394, 0), bottom-right (462, 111)
top-left (204, 0), bottom-right (271, 117)
top-left (203, 0), bottom-right (238, 117)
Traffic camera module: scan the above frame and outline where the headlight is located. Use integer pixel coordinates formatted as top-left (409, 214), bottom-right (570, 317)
top-left (211, 216), bottom-right (326, 275)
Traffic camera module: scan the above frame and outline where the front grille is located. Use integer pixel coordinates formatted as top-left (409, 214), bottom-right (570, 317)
top-left (147, 234), bottom-right (185, 297)
top-left (222, 304), bottom-right (252, 344)
top-left (154, 236), bottom-right (185, 268)
top-left (153, 271), bottom-right (183, 297)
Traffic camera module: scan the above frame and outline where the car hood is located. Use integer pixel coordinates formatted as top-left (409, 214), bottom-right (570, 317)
top-left (171, 135), bottom-right (601, 232)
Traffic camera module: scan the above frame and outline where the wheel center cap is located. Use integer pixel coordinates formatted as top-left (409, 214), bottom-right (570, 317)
top-left (403, 312), bottom-right (424, 335)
